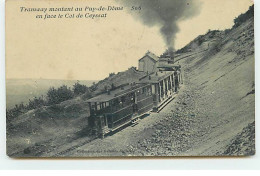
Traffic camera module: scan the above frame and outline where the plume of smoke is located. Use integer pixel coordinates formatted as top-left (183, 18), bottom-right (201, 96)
top-left (117, 0), bottom-right (201, 50)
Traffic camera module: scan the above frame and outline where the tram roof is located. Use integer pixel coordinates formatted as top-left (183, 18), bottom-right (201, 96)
top-left (138, 71), bottom-right (175, 84)
top-left (157, 64), bottom-right (181, 69)
top-left (86, 83), bottom-right (149, 103)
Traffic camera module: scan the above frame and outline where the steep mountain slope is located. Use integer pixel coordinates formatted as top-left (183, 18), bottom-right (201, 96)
top-left (63, 15), bottom-right (254, 157)
top-left (176, 30), bottom-right (225, 54)
top-left (174, 17), bottom-right (255, 156)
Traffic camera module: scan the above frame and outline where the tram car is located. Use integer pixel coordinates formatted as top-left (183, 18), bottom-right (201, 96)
top-left (87, 66), bottom-right (182, 138)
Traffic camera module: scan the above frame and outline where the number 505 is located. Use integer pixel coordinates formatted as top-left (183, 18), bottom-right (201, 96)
top-left (131, 6), bottom-right (141, 10)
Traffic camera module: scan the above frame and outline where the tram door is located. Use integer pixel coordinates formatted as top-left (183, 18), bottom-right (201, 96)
top-left (99, 115), bottom-right (108, 129)
top-left (174, 71), bottom-right (179, 92)
top-left (132, 92), bottom-right (138, 113)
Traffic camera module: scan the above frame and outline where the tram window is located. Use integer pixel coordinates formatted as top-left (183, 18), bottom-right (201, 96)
top-left (152, 85), bottom-right (155, 94)
top-left (97, 103), bottom-right (100, 110)
top-left (148, 87), bottom-right (152, 95)
top-left (131, 94), bottom-right (135, 102)
top-left (142, 87), bottom-right (147, 95)
top-left (124, 94), bottom-right (130, 103)
top-left (121, 96), bottom-right (126, 103)
top-left (160, 81), bottom-right (163, 88)
top-left (114, 98), bottom-right (119, 105)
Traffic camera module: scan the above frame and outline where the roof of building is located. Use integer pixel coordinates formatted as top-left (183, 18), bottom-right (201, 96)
top-left (139, 51), bottom-right (159, 63)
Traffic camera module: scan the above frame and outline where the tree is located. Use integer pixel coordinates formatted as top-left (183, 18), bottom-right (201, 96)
top-left (47, 85), bottom-right (73, 105)
top-left (73, 81), bottom-right (89, 95)
top-left (90, 82), bottom-right (97, 92)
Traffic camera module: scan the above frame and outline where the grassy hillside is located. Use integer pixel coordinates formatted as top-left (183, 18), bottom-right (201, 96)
top-left (90, 67), bottom-right (146, 95)
top-left (6, 67), bottom-right (147, 156)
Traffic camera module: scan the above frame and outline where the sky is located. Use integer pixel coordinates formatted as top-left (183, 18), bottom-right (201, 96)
top-left (6, 0), bottom-right (254, 80)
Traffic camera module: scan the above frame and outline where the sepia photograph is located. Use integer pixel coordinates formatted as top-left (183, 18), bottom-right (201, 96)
top-left (5, 0), bottom-right (255, 158)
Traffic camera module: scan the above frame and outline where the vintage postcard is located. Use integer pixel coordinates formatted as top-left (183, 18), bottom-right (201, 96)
top-left (6, 0), bottom-right (255, 157)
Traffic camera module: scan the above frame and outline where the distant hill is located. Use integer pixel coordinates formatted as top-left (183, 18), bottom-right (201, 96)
top-left (6, 79), bottom-right (97, 109)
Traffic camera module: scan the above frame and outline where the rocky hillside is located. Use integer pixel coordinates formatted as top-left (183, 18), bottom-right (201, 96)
top-left (127, 10), bottom-right (255, 156)
top-left (222, 122), bottom-right (255, 156)
top-left (61, 7), bottom-right (254, 157)
top-left (176, 30), bottom-right (225, 53)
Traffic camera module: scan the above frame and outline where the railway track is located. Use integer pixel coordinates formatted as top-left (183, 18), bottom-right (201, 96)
top-left (52, 113), bottom-right (154, 157)
top-left (174, 49), bottom-right (207, 63)
top-left (52, 136), bottom-right (97, 157)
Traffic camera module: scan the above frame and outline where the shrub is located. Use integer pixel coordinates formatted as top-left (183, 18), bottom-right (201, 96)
top-left (233, 5), bottom-right (254, 28)
top-left (109, 72), bottom-right (115, 77)
top-left (47, 85), bottom-right (73, 105)
top-left (73, 81), bottom-right (89, 95)
top-left (27, 96), bottom-right (46, 109)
